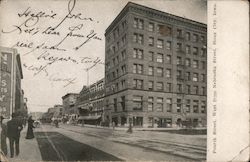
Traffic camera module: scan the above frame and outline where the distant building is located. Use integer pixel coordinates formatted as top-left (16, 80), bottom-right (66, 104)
top-left (41, 105), bottom-right (63, 123)
top-left (76, 79), bottom-right (105, 125)
top-left (104, 2), bottom-right (207, 128)
top-left (62, 93), bottom-right (79, 120)
top-left (29, 112), bottom-right (44, 120)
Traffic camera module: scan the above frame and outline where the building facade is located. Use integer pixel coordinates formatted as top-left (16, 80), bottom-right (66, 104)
top-left (0, 47), bottom-right (27, 118)
top-left (62, 93), bottom-right (79, 118)
top-left (104, 2), bottom-right (207, 128)
top-left (76, 79), bottom-right (105, 125)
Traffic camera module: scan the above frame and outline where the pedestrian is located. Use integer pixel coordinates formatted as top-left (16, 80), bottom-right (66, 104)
top-left (7, 113), bottom-right (23, 158)
top-left (26, 116), bottom-right (35, 139)
top-left (0, 116), bottom-right (8, 156)
top-left (81, 120), bottom-right (85, 127)
top-left (112, 121), bottom-right (115, 130)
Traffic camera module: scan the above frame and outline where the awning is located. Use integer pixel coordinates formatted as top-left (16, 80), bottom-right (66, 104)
top-left (78, 115), bottom-right (101, 120)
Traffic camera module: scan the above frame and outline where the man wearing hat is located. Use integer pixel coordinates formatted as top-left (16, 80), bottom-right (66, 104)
top-left (6, 113), bottom-right (23, 158)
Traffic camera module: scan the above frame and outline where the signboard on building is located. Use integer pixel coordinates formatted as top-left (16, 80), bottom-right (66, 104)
top-left (0, 49), bottom-right (15, 118)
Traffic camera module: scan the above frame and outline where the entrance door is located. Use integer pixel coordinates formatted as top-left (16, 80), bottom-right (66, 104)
top-left (133, 117), bottom-right (143, 127)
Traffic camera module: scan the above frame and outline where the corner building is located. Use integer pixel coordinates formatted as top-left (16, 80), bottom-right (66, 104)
top-left (104, 2), bottom-right (207, 128)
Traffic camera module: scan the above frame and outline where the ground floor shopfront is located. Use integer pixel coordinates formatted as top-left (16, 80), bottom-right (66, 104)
top-left (104, 89), bottom-right (206, 128)
top-left (106, 112), bottom-right (206, 128)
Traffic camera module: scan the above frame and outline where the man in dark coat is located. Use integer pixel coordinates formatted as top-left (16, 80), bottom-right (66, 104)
top-left (7, 113), bottom-right (23, 158)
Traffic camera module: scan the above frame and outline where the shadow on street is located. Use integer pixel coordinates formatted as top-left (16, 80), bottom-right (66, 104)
top-left (35, 132), bottom-right (123, 161)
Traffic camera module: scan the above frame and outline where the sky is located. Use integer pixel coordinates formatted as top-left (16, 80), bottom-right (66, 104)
top-left (0, 0), bottom-right (206, 112)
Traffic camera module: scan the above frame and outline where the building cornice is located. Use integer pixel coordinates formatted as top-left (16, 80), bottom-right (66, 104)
top-left (105, 2), bottom-right (207, 35)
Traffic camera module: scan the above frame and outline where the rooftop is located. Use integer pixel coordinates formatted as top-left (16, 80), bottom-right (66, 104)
top-left (106, 2), bottom-right (206, 35)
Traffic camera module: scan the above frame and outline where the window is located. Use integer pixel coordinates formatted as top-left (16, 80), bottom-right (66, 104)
top-left (113, 30), bottom-right (117, 39)
top-left (133, 96), bottom-right (143, 110)
top-left (148, 81), bottom-right (154, 90)
top-left (194, 86), bottom-right (199, 95)
top-left (201, 101), bottom-right (206, 113)
top-left (106, 62), bottom-right (110, 70)
top-left (177, 84), bottom-right (182, 93)
top-left (185, 58), bottom-right (191, 67)
top-left (121, 65), bottom-right (126, 74)
top-left (121, 50), bottom-right (126, 60)
top-left (201, 35), bottom-right (205, 42)
top-left (201, 74), bottom-right (206, 82)
top-left (117, 42), bottom-right (120, 50)
top-left (116, 56), bottom-right (119, 63)
top-left (193, 73), bottom-right (199, 82)
top-left (121, 35), bottom-right (127, 46)
top-left (177, 99), bottom-right (182, 113)
top-left (201, 48), bottom-right (206, 57)
top-left (116, 82), bottom-right (119, 91)
top-left (149, 51), bottom-right (154, 61)
top-left (156, 82), bottom-right (163, 91)
top-left (148, 97), bottom-right (154, 111)
top-left (122, 20), bottom-right (127, 29)
top-left (106, 35), bottom-right (110, 43)
top-left (166, 55), bottom-right (171, 64)
top-left (121, 80), bottom-right (126, 89)
top-left (148, 37), bottom-right (154, 46)
top-left (166, 69), bottom-right (171, 78)
top-left (116, 68), bottom-right (119, 77)
top-left (156, 53), bottom-right (163, 63)
top-left (133, 64), bottom-right (143, 74)
top-left (157, 25), bottom-right (172, 36)
top-left (166, 41), bottom-right (171, 50)
top-left (133, 79), bottom-right (143, 89)
top-left (193, 47), bottom-right (198, 55)
top-left (201, 87), bottom-right (206, 95)
top-left (157, 67), bottom-right (163, 77)
top-left (114, 98), bottom-right (117, 112)
top-left (133, 33), bottom-right (143, 44)
top-left (201, 61), bottom-right (206, 69)
top-left (177, 70), bottom-right (182, 79)
top-left (177, 56), bottom-right (182, 65)
top-left (186, 32), bottom-right (190, 40)
top-left (177, 29), bottom-right (182, 37)
top-left (166, 83), bottom-right (172, 92)
top-left (186, 45), bottom-right (191, 54)
top-left (156, 98), bottom-right (163, 112)
top-left (193, 100), bottom-right (199, 113)
top-left (185, 99), bottom-right (191, 113)
top-left (157, 39), bottom-right (163, 48)
top-left (148, 22), bottom-right (154, 32)
top-left (193, 34), bottom-right (198, 42)
top-left (133, 18), bottom-right (144, 29)
top-left (133, 48), bottom-right (143, 59)
top-left (177, 43), bottom-right (182, 51)
top-left (112, 71), bottom-right (116, 78)
top-left (148, 66), bottom-right (154, 76)
top-left (166, 98), bottom-right (172, 112)
top-left (185, 72), bottom-right (191, 81)
top-left (193, 60), bottom-right (199, 69)
top-left (186, 85), bottom-right (191, 94)
top-left (121, 96), bottom-right (125, 111)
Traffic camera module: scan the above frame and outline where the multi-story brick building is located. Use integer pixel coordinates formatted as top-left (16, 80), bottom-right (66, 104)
top-left (62, 93), bottom-right (79, 119)
top-left (0, 47), bottom-right (27, 119)
top-left (104, 2), bottom-right (207, 128)
top-left (77, 79), bottom-right (105, 125)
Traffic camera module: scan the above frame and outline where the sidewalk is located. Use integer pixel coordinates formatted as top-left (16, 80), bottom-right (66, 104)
top-left (5, 127), bottom-right (42, 162)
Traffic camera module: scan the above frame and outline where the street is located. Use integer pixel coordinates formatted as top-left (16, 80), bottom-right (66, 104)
top-left (26, 124), bottom-right (206, 161)
top-left (3, 123), bottom-right (206, 161)
top-left (35, 131), bottom-right (121, 161)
